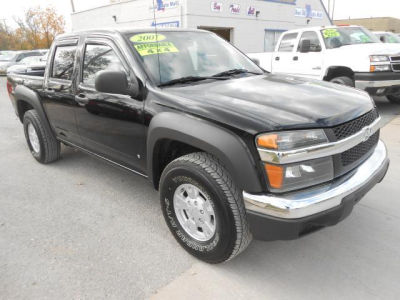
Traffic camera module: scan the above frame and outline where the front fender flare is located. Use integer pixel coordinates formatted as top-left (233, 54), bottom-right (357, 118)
top-left (147, 112), bottom-right (264, 193)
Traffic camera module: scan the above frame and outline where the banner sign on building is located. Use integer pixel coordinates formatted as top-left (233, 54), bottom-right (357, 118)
top-left (261, 0), bottom-right (296, 4)
top-left (211, 2), bottom-right (222, 12)
top-left (150, 0), bottom-right (180, 12)
top-left (230, 4), bottom-right (241, 14)
top-left (247, 6), bottom-right (256, 16)
top-left (151, 20), bottom-right (180, 28)
top-left (295, 6), bottom-right (323, 19)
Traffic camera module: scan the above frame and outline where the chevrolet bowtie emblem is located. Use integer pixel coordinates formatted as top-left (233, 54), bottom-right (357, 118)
top-left (362, 126), bottom-right (373, 142)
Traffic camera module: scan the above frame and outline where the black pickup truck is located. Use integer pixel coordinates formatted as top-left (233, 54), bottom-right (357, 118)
top-left (7, 28), bottom-right (389, 263)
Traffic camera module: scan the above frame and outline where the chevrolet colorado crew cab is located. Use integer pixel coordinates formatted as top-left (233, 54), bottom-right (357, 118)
top-left (7, 28), bottom-right (389, 263)
top-left (249, 25), bottom-right (400, 104)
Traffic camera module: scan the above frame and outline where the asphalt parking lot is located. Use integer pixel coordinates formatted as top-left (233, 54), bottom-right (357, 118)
top-left (0, 76), bottom-right (400, 300)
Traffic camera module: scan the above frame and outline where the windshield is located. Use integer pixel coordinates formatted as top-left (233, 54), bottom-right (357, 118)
top-left (126, 31), bottom-right (263, 85)
top-left (0, 52), bottom-right (17, 62)
top-left (321, 27), bottom-right (380, 49)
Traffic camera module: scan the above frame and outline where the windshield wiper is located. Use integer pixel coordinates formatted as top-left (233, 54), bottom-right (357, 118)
top-left (158, 76), bottom-right (228, 87)
top-left (211, 68), bottom-right (262, 77)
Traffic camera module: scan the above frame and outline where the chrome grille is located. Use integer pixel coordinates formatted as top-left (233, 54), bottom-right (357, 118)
top-left (390, 56), bottom-right (400, 72)
top-left (341, 131), bottom-right (379, 166)
top-left (392, 64), bottom-right (400, 72)
top-left (390, 56), bottom-right (400, 61)
top-left (332, 109), bottom-right (378, 141)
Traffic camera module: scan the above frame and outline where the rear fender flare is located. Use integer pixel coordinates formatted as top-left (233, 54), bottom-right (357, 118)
top-left (14, 85), bottom-right (53, 135)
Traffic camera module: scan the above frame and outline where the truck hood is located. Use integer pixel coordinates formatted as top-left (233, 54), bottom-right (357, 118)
top-left (160, 74), bottom-right (374, 134)
top-left (330, 43), bottom-right (400, 56)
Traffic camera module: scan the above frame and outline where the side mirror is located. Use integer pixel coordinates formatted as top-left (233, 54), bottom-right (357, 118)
top-left (251, 58), bottom-right (260, 66)
top-left (95, 70), bottom-right (132, 95)
top-left (299, 39), bottom-right (311, 53)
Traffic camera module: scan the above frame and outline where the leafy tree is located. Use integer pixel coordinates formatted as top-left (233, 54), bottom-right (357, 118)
top-left (0, 6), bottom-right (65, 50)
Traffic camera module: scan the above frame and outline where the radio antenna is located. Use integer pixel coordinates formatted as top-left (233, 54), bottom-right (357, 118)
top-left (152, 0), bottom-right (162, 83)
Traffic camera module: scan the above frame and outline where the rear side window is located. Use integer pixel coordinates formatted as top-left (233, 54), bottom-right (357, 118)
top-left (82, 44), bottom-right (125, 86)
top-left (52, 45), bottom-right (77, 80)
top-left (278, 33), bottom-right (298, 52)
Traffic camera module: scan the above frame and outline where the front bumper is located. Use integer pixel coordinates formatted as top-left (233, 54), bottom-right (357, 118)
top-left (354, 72), bottom-right (400, 95)
top-left (244, 140), bottom-right (389, 240)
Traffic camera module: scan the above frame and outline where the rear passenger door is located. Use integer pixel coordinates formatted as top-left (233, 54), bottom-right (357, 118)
top-left (42, 40), bottom-right (81, 145)
top-left (74, 38), bottom-right (146, 174)
top-left (272, 32), bottom-right (299, 75)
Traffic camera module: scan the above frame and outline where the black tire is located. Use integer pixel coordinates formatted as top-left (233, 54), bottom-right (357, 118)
top-left (23, 109), bottom-right (60, 164)
top-left (386, 94), bottom-right (400, 104)
top-left (159, 152), bottom-right (252, 264)
top-left (330, 76), bottom-right (355, 87)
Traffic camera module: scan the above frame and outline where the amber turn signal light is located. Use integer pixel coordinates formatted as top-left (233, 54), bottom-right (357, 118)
top-left (257, 134), bottom-right (278, 149)
top-left (265, 164), bottom-right (283, 189)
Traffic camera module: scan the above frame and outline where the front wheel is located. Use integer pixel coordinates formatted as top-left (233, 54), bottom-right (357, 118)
top-left (159, 152), bottom-right (252, 264)
top-left (330, 76), bottom-right (355, 87)
top-left (386, 94), bottom-right (400, 104)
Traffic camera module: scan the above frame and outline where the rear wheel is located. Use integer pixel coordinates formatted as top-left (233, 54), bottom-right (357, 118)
top-left (330, 76), bottom-right (354, 87)
top-left (386, 94), bottom-right (400, 104)
top-left (23, 110), bottom-right (60, 164)
top-left (159, 152), bottom-right (252, 264)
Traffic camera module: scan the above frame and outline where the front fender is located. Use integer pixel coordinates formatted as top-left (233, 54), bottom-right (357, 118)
top-left (147, 112), bottom-right (264, 193)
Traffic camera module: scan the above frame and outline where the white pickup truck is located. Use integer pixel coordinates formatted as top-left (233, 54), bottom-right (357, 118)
top-left (249, 25), bottom-right (400, 104)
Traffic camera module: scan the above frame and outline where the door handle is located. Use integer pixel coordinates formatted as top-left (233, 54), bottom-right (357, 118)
top-left (275, 56), bottom-right (280, 61)
top-left (293, 56), bottom-right (299, 61)
top-left (75, 93), bottom-right (89, 105)
top-left (45, 88), bottom-right (55, 93)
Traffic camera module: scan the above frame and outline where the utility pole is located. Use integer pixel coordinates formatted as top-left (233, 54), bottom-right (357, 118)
top-left (328, 0), bottom-right (331, 19)
top-left (70, 0), bottom-right (76, 13)
top-left (331, 0), bottom-right (336, 20)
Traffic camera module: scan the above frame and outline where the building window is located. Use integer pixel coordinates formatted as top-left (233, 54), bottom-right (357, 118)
top-left (264, 30), bottom-right (285, 52)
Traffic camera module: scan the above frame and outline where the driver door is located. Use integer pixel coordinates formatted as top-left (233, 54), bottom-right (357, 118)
top-left (74, 38), bottom-right (147, 174)
top-left (293, 31), bottom-right (324, 79)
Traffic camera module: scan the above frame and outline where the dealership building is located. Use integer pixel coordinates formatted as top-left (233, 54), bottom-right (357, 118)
top-left (71, 0), bottom-right (332, 53)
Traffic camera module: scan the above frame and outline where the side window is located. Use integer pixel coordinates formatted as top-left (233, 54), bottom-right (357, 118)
top-left (298, 31), bottom-right (322, 52)
top-left (16, 54), bottom-right (25, 62)
top-left (82, 44), bottom-right (125, 86)
top-left (52, 45), bottom-right (77, 80)
top-left (278, 33), bottom-right (298, 52)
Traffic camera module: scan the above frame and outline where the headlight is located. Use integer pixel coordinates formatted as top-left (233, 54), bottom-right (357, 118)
top-left (264, 157), bottom-right (334, 193)
top-left (370, 55), bottom-right (389, 62)
top-left (370, 64), bottom-right (391, 72)
top-left (256, 129), bottom-right (328, 151)
top-left (256, 130), bottom-right (334, 193)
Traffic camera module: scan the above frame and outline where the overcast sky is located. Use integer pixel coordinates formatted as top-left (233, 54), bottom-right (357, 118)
top-left (1, 0), bottom-right (400, 31)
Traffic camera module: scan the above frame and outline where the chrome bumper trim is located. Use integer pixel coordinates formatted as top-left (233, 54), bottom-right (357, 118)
top-left (355, 79), bottom-right (400, 90)
top-left (244, 140), bottom-right (387, 219)
top-left (258, 116), bottom-right (381, 164)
